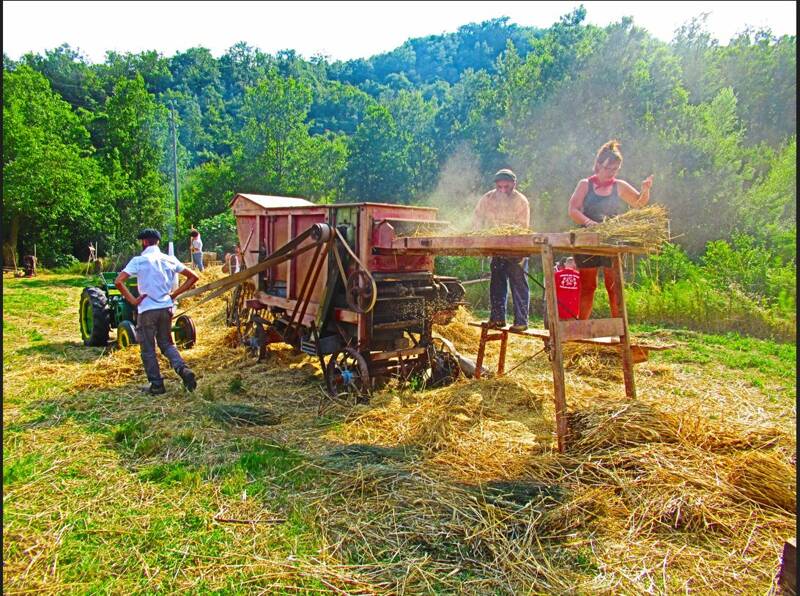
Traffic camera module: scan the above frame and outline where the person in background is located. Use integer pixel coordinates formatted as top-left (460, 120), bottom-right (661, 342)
top-left (190, 229), bottom-right (204, 272)
top-left (232, 243), bottom-right (242, 274)
top-left (115, 228), bottom-right (199, 395)
top-left (473, 168), bottom-right (532, 332)
top-left (567, 140), bottom-right (653, 319)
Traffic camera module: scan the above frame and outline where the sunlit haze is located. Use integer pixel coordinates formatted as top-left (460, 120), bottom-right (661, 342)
top-left (3, 1), bottom-right (796, 63)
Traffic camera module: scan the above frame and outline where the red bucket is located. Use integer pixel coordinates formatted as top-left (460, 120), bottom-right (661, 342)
top-left (555, 267), bottom-right (580, 319)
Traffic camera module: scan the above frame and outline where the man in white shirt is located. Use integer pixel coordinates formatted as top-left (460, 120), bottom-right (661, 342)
top-left (190, 229), bottom-right (204, 271)
top-left (115, 228), bottom-right (199, 394)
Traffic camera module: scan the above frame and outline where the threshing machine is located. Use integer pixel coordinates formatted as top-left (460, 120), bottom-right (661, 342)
top-left (184, 194), bottom-right (467, 400)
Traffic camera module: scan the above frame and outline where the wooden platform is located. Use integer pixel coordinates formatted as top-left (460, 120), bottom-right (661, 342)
top-left (468, 322), bottom-right (674, 365)
top-left (385, 232), bottom-right (652, 258)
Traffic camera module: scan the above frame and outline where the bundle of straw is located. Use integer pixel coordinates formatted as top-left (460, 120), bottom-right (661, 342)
top-left (573, 204), bottom-right (669, 251)
top-left (726, 451), bottom-right (797, 512)
top-left (405, 223), bottom-right (531, 238)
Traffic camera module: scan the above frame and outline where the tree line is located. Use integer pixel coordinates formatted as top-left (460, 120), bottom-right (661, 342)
top-left (3, 9), bottom-right (795, 274)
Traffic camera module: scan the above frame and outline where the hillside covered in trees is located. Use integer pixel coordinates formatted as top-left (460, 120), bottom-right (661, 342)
top-left (3, 8), bottom-right (796, 326)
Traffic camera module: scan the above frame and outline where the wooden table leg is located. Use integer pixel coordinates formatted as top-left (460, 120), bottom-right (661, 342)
top-left (614, 254), bottom-right (636, 399)
top-left (475, 325), bottom-right (488, 380)
top-left (542, 245), bottom-right (568, 453)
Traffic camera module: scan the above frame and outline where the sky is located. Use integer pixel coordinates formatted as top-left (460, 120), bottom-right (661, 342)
top-left (2, 0), bottom-right (796, 63)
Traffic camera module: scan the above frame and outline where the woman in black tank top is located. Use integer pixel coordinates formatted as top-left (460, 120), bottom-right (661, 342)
top-left (567, 140), bottom-right (654, 319)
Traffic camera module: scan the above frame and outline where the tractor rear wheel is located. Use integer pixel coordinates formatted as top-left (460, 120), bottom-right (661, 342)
top-left (116, 320), bottom-right (138, 349)
top-left (79, 287), bottom-right (111, 346)
top-left (173, 314), bottom-right (196, 349)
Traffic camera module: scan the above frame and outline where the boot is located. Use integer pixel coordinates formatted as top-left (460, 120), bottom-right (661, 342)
top-left (141, 382), bottom-right (166, 395)
top-left (178, 367), bottom-right (197, 392)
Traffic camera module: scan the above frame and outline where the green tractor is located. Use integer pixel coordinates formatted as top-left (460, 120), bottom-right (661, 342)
top-left (79, 272), bottom-right (197, 350)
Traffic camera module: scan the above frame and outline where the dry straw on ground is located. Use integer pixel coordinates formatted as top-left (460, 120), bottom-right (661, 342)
top-left (8, 269), bottom-right (793, 594)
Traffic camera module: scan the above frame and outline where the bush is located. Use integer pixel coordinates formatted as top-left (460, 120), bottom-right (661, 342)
top-left (50, 253), bottom-right (79, 271)
top-left (622, 237), bottom-right (796, 342)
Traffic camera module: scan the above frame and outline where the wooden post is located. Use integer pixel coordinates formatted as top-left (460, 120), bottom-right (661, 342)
top-left (542, 245), bottom-right (568, 453)
top-left (497, 330), bottom-right (508, 375)
top-left (777, 537), bottom-right (796, 595)
top-left (475, 325), bottom-right (488, 380)
top-left (613, 254), bottom-right (636, 399)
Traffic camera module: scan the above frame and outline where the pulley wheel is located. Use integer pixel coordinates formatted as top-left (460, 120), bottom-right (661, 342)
top-left (345, 270), bottom-right (377, 313)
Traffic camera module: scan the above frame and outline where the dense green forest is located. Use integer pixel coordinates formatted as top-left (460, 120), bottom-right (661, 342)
top-left (3, 9), bottom-right (796, 335)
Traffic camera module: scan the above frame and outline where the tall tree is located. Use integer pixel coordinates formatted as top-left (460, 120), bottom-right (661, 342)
top-left (344, 104), bottom-right (412, 202)
top-left (3, 66), bottom-right (109, 265)
top-left (98, 74), bottom-right (172, 245)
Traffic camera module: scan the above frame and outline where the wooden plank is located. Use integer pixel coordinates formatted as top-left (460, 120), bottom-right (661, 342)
top-left (778, 537), bottom-right (796, 595)
top-left (369, 346), bottom-right (427, 362)
top-left (467, 322), bottom-right (674, 357)
top-left (542, 244), bottom-right (569, 453)
top-left (333, 308), bottom-right (358, 324)
top-left (390, 232), bottom-right (600, 253)
top-left (614, 254), bottom-right (636, 399)
top-left (559, 318), bottom-right (624, 341)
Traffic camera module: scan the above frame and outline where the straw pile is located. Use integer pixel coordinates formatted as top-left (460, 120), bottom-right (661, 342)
top-left (573, 204), bottom-right (670, 250)
top-left (404, 223), bottom-right (532, 238)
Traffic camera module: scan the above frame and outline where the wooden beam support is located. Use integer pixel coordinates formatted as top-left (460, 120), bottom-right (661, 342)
top-left (542, 244), bottom-right (569, 453)
top-left (614, 253), bottom-right (636, 399)
top-left (474, 325), bottom-right (488, 380)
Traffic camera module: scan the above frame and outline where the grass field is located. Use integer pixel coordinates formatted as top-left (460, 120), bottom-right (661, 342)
top-left (3, 270), bottom-right (796, 594)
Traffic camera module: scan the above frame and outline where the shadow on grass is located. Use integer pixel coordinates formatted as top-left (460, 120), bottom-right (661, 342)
top-left (16, 340), bottom-right (110, 362)
top-left (8, 275), bottom-right (92, 289)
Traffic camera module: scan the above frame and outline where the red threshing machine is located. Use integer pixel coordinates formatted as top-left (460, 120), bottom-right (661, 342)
top-left (183, 194), bottom-right (467, 400)
top-left (180, 193), bottom-right (665, 452)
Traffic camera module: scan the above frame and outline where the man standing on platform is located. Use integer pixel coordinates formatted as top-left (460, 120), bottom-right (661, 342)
top-left (472, 168), bottom-right (531, 332)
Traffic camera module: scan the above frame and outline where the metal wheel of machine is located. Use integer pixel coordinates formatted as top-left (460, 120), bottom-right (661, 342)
top-left (233, 282), bottom-right (257, 338)
top-left (426, 338), bottom-right (461, 388)
top-left (116, 320), bottom-right (138, 349)
top-left (325, 347), bottom-right (371, 402)
top-left (345, 270), bottom-right (377, 313)
top-left (173, 314), bottom-right (196, 349)
top-left (79, 286), bottom-right (111, 346)
top-left (241, 309), bottom-right (278, 359)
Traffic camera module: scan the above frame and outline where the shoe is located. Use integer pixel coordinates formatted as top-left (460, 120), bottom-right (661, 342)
top-left (178, 367), bottom-right (197, 392)
top-left (486, 320), bottom-right (505, 329)
top-left (141, 383), bottom-right (166, 395)
top-left (509, 324), bottom-right (528, 332)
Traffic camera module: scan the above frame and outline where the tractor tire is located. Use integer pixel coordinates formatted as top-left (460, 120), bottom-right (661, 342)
top-left (173, 314), bottom-right (196, 349)
top-left (116, 320), bottom-right (138, 349)
top-left (79, 287), bottom-right (111, 347)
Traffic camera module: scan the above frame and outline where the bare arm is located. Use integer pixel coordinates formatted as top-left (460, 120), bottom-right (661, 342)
top-left (524, 200), bottom-right (530, 230)
top-left (114, 271), bottom-right (146, 307)
top-left (618, 175), bottom-right (653, 208)
top-left (568, 180), bottom-right (596, 226)
top-left (472, 196), bottom-right (486, 231)
top-left (170, 267), bottom-right (199, 301)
